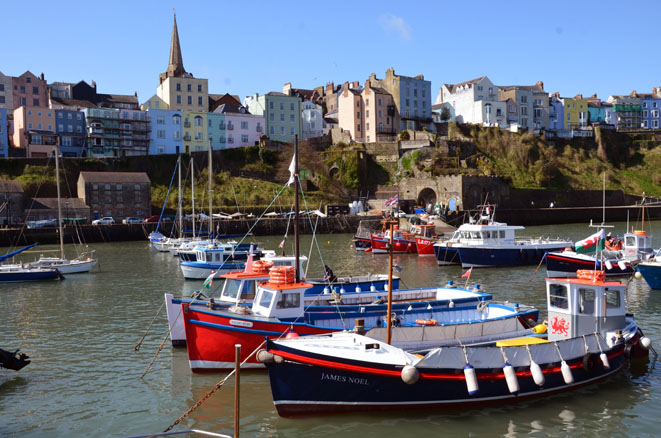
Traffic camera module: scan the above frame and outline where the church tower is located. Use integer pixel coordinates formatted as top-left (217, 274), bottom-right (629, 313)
top-left (156, 13), bottom-right (208, 112)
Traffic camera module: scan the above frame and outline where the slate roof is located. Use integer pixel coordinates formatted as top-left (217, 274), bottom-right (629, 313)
top-left (444, 76), bottom-right (487, 93)
top-left (0, 180), bottom-right (24, 193)
top-left (78, 172), bottom-right (150, 184)
top-left (30, 198), bottom-right (88, 209)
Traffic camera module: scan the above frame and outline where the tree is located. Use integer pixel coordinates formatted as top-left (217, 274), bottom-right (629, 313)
top-left (440, 106), bottom-right (451, 122)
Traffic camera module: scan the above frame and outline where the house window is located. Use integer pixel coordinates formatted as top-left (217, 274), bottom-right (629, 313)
top-left (157, 116), bottom-right (165, 124)
top-left (270, 126), bottom-right (274, 134)
top-left (198, 96), bottom-right (203, 106)
top-left (105, 184), bottom-right (111, 191)
top-left (241, 134), bottom-right (249, 142)
top-left (195, 132), bottom-right (202, 140)
top-left (157, 130), bottom-right (165, 138)
top-left (280, 103), bottom-right (284, 110)
top-left (241, 121), bottom-right (248, 129)
top-left (187, 84), bottom-right (192, 92)
top-left (280, 127), bottom-right (285, 135)
top-left (198, 84), bottom-right (202, 92)
top-left (58, 124), bottom-right (63, 131)
top-left (77, 113), bottom-right (82, 120)
top-left (173, 115), bottom-right (181, 124)
top-left (280, 114), bottom-right (284, 122)
top-left (187, 96), bottom-right (192, 105)
top-left (269, 113), bottom-right (274, 122)
top-left (290, 127), bottom-right (294, 135)
top-left (33, 99), bottom-right (40, 106)
top-left (290, 114), bottom-right (295, 122)
top-left (290, 103), bottom-right (294, 111)
top-left (357, 124), bottom-right (361, 132)
top-left (269, 102), bottom-right (274, 109)
top-left (176, 83), bottom-right (181, 91)
top-left (521, 96), bottom-right (528, 103)
top-left (176, 95), bottom-right (181, 104)
top-left (194, 116), bottom-right (202, 126)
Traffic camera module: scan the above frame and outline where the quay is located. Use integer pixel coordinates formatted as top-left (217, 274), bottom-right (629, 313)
top-left (0, 204), bottom-right (659, 247)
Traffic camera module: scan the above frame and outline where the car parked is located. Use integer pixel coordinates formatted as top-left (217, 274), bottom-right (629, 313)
top-left (92, 217), bottom-right (115, 225)
top-left (122, 217), bottom-right (142, 224)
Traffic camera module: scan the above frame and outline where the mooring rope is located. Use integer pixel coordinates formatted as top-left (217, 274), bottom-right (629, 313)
top-left (134, 300), bottom-right (165, 352)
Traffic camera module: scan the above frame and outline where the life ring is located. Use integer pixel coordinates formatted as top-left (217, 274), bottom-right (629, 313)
top-left (415, 319), bottom-right (438, 326)
top-left (582, 353), bottom-right (600, 374)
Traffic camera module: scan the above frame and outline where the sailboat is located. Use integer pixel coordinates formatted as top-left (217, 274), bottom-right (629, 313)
top-left (27, 145), bottom-right (98, 274)
top-left (0, 243), bottom-right (62, 282)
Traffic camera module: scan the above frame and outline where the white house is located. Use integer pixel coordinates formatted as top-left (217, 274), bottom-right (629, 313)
top-left (435, 76), bottom-right (507, 127)
top-left (301, 100), bottom-right (324, 140)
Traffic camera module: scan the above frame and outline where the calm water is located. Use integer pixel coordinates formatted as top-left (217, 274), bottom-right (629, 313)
top-left (1, 222), bottom-right (660, 437)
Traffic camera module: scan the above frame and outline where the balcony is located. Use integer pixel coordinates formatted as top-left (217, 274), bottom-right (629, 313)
top-left (218, 124), bottom-right (226, 130)
top-left (227, 138), bottom-right (234, 144)
top-left (183, 134), bottom-right (191, 141)
top-left (227, 124), bottom-right (234, 130)
top-left (256, 125), bottom-right (262, 132)
top-left (184, 121), bottom-right (191, 128)
top-left (377, 127), bottom-right (397, 135)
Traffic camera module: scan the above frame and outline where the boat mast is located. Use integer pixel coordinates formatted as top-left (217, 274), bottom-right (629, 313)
top-left (208, 137), bottom-right (213, 241)
top-left (191, 157), bottom-right (195, 238)
top-left (386, 219), bottom-right (394, 345)
top-left (178, 155), bottom-right (182, 240)
top-left (294, 135), bottom-right (300, 283)
top-left (602, 173), bottom-right (605, 226)
top-left (55, 145), bottom-right (64, 259)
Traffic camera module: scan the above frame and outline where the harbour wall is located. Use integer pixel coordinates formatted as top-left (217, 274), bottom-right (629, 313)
top-left (1, 205), bottom-right (659, 247)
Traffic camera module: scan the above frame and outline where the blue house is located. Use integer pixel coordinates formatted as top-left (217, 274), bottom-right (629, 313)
top-left (549, 95), bottom-right (564, 131)
top-left (148, 109), bottom-right (183, 154)
top-left (640, 92), bottom-right (661, 130)
top-left (55, 109), bottom-right (87, 157)
top-left (587, 102), bottom-right (606, 124)
top-left (207, 112), bottom-right (226, 150)
top-left (0, 108), bottom-right (7, 157)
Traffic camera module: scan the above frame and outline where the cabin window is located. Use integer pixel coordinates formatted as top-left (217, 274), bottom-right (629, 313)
top-left (221, 280), bottom-right (242, 300)
top-left (578, 288), bottom-right (595, 314)
top-left (500, 231), bottom-right (505, 238)
top-left (549, 284), bottom-right (569, 309)
top-left (276, 292), bottom-right (300, 309)
top-left (242, 281), bottom-right (256, 300)
top-left (625, 235), bottom-right (636, 247)
top-left (258, 290), bottom-right (274, 308)
top-left (206, 253), bottom-right (213, 262)
top-left (215, 253), bottom-right (221, 262)
top-left (470, 231), bottom-right (480, 239)
top-left (606, 289), bottom-right (621, 309)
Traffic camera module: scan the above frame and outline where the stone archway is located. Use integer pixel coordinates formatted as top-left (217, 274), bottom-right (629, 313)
top-left (417, 187), bottom-right (437, 208)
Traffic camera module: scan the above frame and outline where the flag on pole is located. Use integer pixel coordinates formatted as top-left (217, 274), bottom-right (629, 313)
top-left (279, 239), bottom-right (285, 248)
top-left (287, 152), bottom-right (297, 186)
top-left (203, 271), bottom-right (216, 289)
top-left (574, 229), bottom-right (605, 254)
top-left (461, 267), bottom-right (473, 279)
top-left (384, 194), bottom-right (399, 207)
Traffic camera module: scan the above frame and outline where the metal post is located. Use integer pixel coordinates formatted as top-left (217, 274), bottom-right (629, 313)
top-left (55, 145), bottom-right (64, 259)
top-left (294, 135), bottom-right (300, 283)
top-left (234, 344), bottom-right (241, 438)
top-left (177, 155), bottom-right (182, 239)
top-left (191, 157), bottom-right (196, 238)
top-left (208, 138), bottom-right (213, 241)
top-left (386, 220), bottom-right (394, 345)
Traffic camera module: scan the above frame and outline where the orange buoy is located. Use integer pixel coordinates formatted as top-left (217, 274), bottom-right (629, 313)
top-left (576, 270), bottom-right (605, 282)
top-left (415, 319), bottom-right (438, 326)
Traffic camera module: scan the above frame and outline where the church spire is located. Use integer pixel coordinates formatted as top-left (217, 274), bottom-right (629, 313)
top-left (160, 12), bottom-right (188, 82)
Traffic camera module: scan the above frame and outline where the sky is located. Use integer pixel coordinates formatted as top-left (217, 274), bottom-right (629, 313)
top-left (2, 0), bottom-right (659, 105)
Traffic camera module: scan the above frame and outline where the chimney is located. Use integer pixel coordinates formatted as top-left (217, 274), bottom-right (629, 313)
top-left (40, 72), bottom-right (44, 81)
top-left (654, 87), bottom-right (661, 98)
top-left (575, 94), bottom-right (583, 99)
top-left (91, 80), bottom-right (97, 91)
top-left (134, 91), bottom-right (138, 98)
top-left (283, 82), bottom-right (292, 95)
top-left (364, 80), bottom-right (371, 94)
top-left (343, 82), bottom-right (350, 97)
top-left (536, 81), bottom-right (544, 90)
top-left (326, 82), bottom-right (334, 94)
top-left (631, 90), bottom-right (638, 98)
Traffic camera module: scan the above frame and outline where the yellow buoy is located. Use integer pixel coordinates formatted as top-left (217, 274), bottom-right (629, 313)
top-left (532, 324), bottom-right (547, 334)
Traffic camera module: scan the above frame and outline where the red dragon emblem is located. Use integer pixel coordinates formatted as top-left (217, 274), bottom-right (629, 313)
top-left (551, 316), bottom-right (570, 337)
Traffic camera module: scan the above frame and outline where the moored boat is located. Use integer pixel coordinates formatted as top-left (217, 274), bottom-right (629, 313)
top-left (636, 250), bottom-right (661, 289)
top-left (261, 270), bottom-right (650, 416)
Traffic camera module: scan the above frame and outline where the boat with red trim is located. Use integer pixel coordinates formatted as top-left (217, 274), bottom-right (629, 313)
top-left (181, 267), bottom-right (538, 371)
top-left (260, 270), bottom-right (651, 416)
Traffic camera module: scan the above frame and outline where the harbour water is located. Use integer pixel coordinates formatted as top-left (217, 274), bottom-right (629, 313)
top-left (1, 222), bottom-right (660, 437)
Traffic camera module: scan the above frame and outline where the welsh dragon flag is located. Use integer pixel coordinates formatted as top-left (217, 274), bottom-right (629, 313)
top-left (575, 229), bottom-right (605, 254)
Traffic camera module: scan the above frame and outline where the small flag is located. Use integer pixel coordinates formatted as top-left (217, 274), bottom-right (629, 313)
top-left (203, 271), bottom-right (216, 289)
top-left (461, 267), bottom-right (473, 279)
top-left (575, 229), bottom-right (605, 254)
top-left (287, 152), bottom-right (297, 186)
top-left (279, 239), bottom-right (285, 248)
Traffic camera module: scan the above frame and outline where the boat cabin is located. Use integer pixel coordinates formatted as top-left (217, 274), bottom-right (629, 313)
top-left (622, 230), bottom-right (653, 260)
top-left (252, 279), bottom-right (310, 320)
top-left (410, 223), bottom-right (436, 238)
top-left (449, 223), bottom-right (524, 245)
top-left (547, 270), bottom-right (626, 341)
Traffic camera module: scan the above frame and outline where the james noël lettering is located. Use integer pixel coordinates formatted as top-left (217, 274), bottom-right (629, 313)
top-left (321, 372), bottom-right (368, 385)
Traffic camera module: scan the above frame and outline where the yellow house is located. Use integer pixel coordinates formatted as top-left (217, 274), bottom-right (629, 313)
top-left (563, 95), bottom-right (589, 129)
top-left (141, 94), bottom-right (169, 111)
top-left (182, 110), bottom-right (207, 153)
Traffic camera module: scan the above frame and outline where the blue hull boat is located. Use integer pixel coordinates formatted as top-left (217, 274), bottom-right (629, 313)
top-left (636, 261), bottom-right (661, 289)
top-left (458, 244), bottom-right (570, 268)
top-left (433, 245), bottom-right (460, 265)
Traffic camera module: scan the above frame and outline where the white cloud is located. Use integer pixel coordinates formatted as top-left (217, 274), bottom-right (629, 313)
top-left (379, 14), bottom-right (412, 41)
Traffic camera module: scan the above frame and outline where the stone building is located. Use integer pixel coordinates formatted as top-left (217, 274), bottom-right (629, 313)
top-left (77, 172), bottom-right (151, 221)
top-left (0, 180), bottom-right (25, 225)
top-left (25, 198), bottom-right (90, 223)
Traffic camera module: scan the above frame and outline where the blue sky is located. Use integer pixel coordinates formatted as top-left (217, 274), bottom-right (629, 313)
top-left (2, 1), bottom-right (659, 104)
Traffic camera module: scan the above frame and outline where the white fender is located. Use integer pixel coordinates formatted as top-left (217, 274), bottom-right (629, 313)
top-left (503, 363), bottom-right (519, 394)
top-left (640, 337), bottom-right (652, 350)
top-left (605, 260), bottom-right (613, 270)
top-left (600, 352), bottom-right (611, 369)
top-left (464, 364), bottom-right (479, 395)
top-left (617, 261), bottom-right (627, 271)
top-left (561, 360), bottom-right (574, 385)
top-left (530, 360), bottom-right (545, 386)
